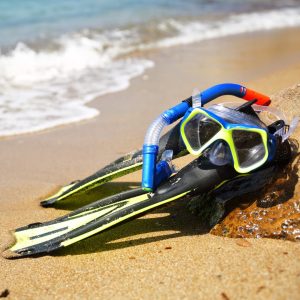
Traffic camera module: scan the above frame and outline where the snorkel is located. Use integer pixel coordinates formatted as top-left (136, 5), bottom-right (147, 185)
top-left (142, 100), bottom-right (191, 191)
top-left (200, 83), bottom-right (271, 106)
top-left (142, 83), bottom-right (271, 191)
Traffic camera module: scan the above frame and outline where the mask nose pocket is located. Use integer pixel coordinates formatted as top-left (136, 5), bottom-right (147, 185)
top-left (208, 141), bottom-right (232, 166)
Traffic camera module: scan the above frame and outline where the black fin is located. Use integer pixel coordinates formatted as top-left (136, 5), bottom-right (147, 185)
top-left (10, 156), bottom-right (238, 257)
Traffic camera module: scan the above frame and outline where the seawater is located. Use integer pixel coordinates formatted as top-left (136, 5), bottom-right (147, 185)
top-left (1, 0), bottom-right (300, 136)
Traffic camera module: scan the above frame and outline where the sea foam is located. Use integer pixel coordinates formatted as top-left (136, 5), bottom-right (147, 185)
top-left (0, 30), bottom-right (153, 136)
top-left (146, 8), bottom-right (300, 48)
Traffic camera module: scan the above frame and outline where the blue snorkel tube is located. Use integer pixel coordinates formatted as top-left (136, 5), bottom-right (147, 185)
top-left (142, 101), bottom-right (191, 191)
top-left (141, 83), bottom-right (272, 191)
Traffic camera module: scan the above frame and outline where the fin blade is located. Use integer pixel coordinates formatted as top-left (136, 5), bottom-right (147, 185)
top-left (41, 181), bottom-right (79, 206)
top-left (41, 159), bottom-right (143, 207)
top-left (10, 189), bottom-right (188, 257)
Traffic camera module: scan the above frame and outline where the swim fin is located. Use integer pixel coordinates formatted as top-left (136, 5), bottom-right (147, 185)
top-left (8, 155), bottom-right (237, 257)
top-left (41, 150), bottom-right (143, 207)
top-left (41, 123), bottom-right (187, 207)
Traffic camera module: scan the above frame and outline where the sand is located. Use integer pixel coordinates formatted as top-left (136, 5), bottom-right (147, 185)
top-left (0, 27), bottom-right (300, 299)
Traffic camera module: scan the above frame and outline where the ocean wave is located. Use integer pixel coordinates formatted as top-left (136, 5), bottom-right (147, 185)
top-left (1, 7), bottom-right (300, 137)
top-left (145, 7), bottom-right (300, 48)
top-left (0, 30), bottom-right (153, 136)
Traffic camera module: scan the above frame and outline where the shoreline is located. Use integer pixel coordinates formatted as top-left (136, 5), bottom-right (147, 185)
top-left (1, 26), bottom-right (300, 141)
top-left (1, 27), bottom-right (300, 299)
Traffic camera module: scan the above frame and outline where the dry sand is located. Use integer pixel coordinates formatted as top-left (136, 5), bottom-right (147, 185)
top-left (1, 27), bottom-right (300, 299)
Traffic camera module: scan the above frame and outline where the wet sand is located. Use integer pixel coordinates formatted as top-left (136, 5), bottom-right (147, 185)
top-left (1, 27), bottom-right (300, 299)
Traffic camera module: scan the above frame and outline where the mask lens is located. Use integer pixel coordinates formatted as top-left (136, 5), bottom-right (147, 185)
top-left (184, 112), bottom-right (221, 151)
top-left (208, 141), bottom-right (232, 166)
top-left (232, 130), bottom-right (265, 168)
